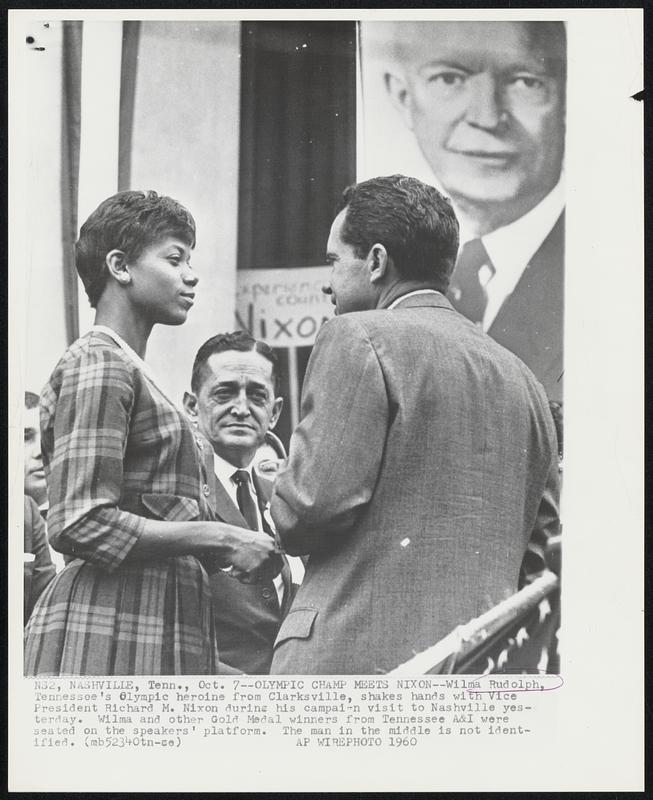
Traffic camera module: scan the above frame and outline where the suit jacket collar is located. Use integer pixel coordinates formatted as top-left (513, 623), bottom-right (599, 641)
top-left (213, 449), bottom-right (274, 510)
top-left (383, 289), bottom-right (456, 313)
top-left (194, 433), bottom-right (243, 526)
top-left (200, 437), bottom-right (275, 525)
top-left (210, 473), bottom-right (250, 527)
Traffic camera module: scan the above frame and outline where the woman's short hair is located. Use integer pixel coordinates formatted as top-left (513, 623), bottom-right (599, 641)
top-left (75, 190), bottom-right (196, 308)
top-left (336, 175), bottom-right (460, 292)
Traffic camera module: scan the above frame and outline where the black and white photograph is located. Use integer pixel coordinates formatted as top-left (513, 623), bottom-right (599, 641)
top-left (9, 8), bottom-right (643, 792)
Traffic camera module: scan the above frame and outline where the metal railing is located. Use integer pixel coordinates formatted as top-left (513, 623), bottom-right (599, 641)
top-left (389, 569), bottom-right (560, 675)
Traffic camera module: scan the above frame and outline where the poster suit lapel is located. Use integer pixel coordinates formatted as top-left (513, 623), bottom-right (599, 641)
top-left (487, 212), bottom-right (564, 401)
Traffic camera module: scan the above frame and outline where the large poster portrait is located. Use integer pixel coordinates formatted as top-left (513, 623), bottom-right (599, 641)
top-left (359, 21), bottom-right (565, 402)
top-left (8, 8), bottom-right (643, 793)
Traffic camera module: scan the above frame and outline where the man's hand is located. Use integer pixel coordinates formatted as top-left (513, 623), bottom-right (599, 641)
top-left (230, 526), bottom-right (284, 584)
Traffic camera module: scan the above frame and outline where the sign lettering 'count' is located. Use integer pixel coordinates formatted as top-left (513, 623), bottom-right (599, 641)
top-left (235, 266), bottom-right (334, 348)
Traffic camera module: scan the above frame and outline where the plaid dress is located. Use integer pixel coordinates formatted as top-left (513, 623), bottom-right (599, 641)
top-left (24, 330), bottom-right (220, 675)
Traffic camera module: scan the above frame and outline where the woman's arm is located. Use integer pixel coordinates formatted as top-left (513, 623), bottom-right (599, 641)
top-left (127, 518), bottom-right (283, 583)
top-left (44, 346), bottom-right (281, 582)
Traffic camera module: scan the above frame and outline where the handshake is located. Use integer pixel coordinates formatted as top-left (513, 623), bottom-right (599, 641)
top-left (200, 523), bottom-right (286, 585)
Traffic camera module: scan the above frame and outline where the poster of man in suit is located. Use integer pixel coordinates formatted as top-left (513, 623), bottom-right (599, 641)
top-left (358, 21), bottom-right (565, 402)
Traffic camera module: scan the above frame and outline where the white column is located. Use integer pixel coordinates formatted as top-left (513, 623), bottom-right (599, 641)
top-left (76, 21), bottom-right (123, 333)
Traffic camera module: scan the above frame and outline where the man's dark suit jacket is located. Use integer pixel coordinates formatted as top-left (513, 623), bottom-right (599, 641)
top-left (269, 291), bottom-right (560, 675)
top-left (198, 438), bottom-right (292, 674)
top-left (24, 495), bottom-right (56, 625)
top-left (486, 213), bottom-right (564, 403)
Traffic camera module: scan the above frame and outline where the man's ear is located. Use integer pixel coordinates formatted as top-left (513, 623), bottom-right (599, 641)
top-left (385, 70), bottom-right (415, 131)
top-left (367, 244), bottom-right (389, 285)
top-left (105, 249), bottom-right (131, 286)
top-left (269, 397), bottom-right (284, 430)
top-left (183, 391), bottom-right (198, 418)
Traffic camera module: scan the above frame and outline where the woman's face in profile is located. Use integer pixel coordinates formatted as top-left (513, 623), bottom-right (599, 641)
top-left (126, 236), bottom-right (198, 325)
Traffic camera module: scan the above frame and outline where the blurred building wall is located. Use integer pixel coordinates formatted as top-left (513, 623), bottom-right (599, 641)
top-left (17, 22), bottom-right (68, 396)
top-left (129, 21), bottom-right (241, 403)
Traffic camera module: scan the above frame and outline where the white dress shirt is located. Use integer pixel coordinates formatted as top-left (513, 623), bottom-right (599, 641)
top-left (457, 179), bottom-right (565, 331)
top-left (212, 452), bottom-right (264, 527)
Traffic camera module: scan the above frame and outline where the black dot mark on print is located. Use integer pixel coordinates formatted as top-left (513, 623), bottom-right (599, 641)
top-left (26, 35), bottom-right (45, 51)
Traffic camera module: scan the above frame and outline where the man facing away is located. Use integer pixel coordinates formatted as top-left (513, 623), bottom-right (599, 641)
top-left (184, 332), bottom-right (303, 674)
top-left (384, 21), bottom-right (566, 401)
top-left (269, 175), bottom-right (560, 675)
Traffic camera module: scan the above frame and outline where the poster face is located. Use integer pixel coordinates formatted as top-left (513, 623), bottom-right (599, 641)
top-left (8, 7), bottom-right (643, 793)
top-left (359, 20), bottom-right (565, 402)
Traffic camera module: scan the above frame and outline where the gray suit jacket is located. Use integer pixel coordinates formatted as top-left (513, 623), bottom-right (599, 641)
top-left (269, 291), bottom-right (560, 675)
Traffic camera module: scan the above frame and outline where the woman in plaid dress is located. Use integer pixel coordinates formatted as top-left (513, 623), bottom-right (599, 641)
top-left (24, 191), bottom-right (281, 675)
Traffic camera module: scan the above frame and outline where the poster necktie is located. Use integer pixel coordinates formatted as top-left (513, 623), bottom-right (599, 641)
top-left (448, 238), bottom-right (495, 325)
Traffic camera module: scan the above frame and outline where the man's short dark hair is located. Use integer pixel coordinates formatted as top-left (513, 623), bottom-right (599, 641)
top-left (191, 331), bottom-right (281, 395)
top-left (75, 190), bottom-right (196, 308)
top-left (25, 391), bottom-right (39, 410)
top-left (336, 175), bottom-right (460, 291)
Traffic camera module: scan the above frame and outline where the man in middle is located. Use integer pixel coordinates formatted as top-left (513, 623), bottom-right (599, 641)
top-left (184, 331), bottom-right (302, 674)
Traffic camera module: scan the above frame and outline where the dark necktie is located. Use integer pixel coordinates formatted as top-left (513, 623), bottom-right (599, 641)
top-left (232, 469), bottom-right (259, 531)
top-left (448, 238), bottom-right (495, 324)
top-left (234, 470), bottom-right (291, 611)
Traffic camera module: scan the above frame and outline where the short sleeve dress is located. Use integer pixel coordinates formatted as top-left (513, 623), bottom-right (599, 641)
top-left (24, 328), bottom-right (220, 675)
